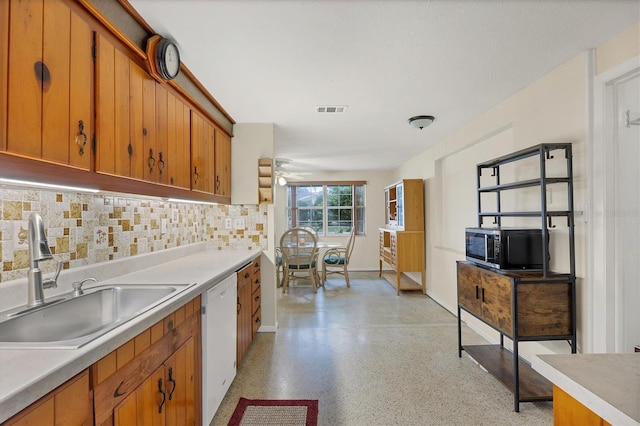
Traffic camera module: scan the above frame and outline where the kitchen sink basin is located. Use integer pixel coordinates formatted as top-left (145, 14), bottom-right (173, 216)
top-left (0, 284), bottom-right (191, 349)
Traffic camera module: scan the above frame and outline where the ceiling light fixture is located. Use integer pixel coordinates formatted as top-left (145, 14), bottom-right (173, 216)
top-left (277, 176), bottom-right (287, 186)
top-left (408, 115), bottom-right (435, 129)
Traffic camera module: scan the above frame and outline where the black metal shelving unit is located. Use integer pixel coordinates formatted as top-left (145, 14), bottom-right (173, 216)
top-left (458, 143), bottom-right (577, 412)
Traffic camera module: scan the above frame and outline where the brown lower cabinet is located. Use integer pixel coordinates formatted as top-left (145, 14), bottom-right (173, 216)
top-left (237, 256), bottom-right (261, 365)
top-left (4, 296), bottom-right (201, 426)
top-left (553, 385), bottom-right (611, 426)
top-left (93, 296), bottom-right (201, 426)
top-left (3, 371), bottom-right (91, 426)
top-left (457, 261), bottom-right (575, 412)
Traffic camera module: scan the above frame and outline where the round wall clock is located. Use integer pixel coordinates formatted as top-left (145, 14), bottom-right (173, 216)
top-left (145, 35), bottom-right (181, 83)
top-left (155, 37), bottom-right (181, 81)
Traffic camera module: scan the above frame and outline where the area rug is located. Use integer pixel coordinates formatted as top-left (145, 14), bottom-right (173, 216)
top-left (228, 398), bottom-right (319, 426)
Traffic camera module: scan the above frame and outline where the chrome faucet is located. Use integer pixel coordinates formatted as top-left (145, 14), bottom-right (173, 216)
top-left (27, 212), bottom-right (62, 306)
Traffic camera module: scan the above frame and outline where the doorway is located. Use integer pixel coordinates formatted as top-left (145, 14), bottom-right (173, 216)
top-left (591, 57), bottom-right (640, 353)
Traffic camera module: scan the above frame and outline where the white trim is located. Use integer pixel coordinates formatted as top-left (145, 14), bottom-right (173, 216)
top-left (590, 55), bottom-right (640, 353)
top-left (585, 49), bottom-right (595, 353)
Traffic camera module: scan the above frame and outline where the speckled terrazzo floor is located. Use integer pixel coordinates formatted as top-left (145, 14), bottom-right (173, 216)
top-left (210, 272), bottom-right (553, 426)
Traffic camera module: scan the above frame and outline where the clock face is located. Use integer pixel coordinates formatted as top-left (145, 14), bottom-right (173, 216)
top-left (156, 38), bottom-right (180, 80)
top-left (164, 43), bottom-right (180, 78)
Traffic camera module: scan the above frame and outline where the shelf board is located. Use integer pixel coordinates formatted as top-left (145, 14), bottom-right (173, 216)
top-left (463, 344), bottom-right (553, 402)
top-left (478, 177), bottom-right (571, 192)
top-left (479, 211), bottom-right (571, 217)
top-left (381, 271), bottom-right (423, 292)
top-left (476, 143), bottom-right (571, 168)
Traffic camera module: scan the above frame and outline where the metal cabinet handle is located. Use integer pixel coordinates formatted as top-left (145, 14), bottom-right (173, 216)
top-left (77, 120), bottom-right (87, 156)
top-left (216, 175), bottom-right (221, 190)
top-left (194, 166), bottom-right (199, 185)
top-left (167, 367), bottom-right (176, 401)
top-left (148, 149), bottom-right (156, 173)
top-left (158, 152), bottom-right (165, 177)
top-left (157, 378), bottom-right (166, 413)
top-left (481, 288), bottom-right (485, 302)
top-left (475, 285), bottom-right (479, 299)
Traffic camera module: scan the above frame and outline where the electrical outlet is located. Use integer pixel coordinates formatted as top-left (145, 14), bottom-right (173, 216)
top-left (225, 218), bottom-right (233, 230)
top-left (234, 217), bottom-right (245, 230)
top-left (161, 218), bottom-right (168, 235)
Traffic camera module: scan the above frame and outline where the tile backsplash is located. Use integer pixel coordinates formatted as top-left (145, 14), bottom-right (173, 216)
top-left (0, 188), bottom-right (268, 283)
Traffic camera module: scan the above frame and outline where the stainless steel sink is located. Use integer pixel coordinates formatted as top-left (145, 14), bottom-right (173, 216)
top-left (0, 284), bottom-right (191, 349)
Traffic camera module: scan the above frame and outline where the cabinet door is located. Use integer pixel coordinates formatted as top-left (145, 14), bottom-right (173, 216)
top-left (165, 92), bottom-right (191, 189)
top-left (0, 0), bottom-right (8, 151)
top-left (154, 84), bottom-right (169, 185)
top-left (480, 271), bottom-right (513, 335)
top-left (164, 338), bottom-right (197, 426)
top-left (191, 110), bottom-right (215, 193)
top-left (114, 365), bottom-right (166, 426)
top-left (214, 128), bottom-right (231, 197)
top-left (5, 371), bottom-right (90, 426)
top-left (6, 0), bottom-right (91, 168)
top-left (457, 262), bottom-right (483, 318)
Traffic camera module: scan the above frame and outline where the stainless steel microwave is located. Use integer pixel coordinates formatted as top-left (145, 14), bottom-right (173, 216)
top-left (465, 227), bottom-right (547, 270)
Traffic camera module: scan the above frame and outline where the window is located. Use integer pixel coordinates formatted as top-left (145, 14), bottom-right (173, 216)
top-left (286, 183), bottom-right (365, 235)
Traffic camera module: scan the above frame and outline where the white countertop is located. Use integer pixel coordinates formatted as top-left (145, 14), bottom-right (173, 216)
top-left (532, 353), bottom-right (640, 425)
top-left (0, 246), bottom-right (260, 423)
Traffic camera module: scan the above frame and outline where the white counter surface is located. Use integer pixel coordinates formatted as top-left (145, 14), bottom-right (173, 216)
top-left (532, 353), bottom-right (640, 425)
top-left (0, 246), bottom-right (260, 423)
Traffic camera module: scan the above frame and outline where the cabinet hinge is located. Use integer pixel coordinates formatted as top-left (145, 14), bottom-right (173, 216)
top-left (92, 134), bottom-right (96, 153)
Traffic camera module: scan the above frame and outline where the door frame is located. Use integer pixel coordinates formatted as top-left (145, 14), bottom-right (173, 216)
top-left (589, 54), bottom-right (640, 353)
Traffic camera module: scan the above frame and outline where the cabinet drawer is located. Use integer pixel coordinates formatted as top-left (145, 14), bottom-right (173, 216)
top-left (252, 307), bottom-right (261, 338)
top-left (251, 273), bottom-right (261, 294)
top-left (238, 264), bottom-right (252, 289)
top-left (252, 287), bottom-right (261, 314)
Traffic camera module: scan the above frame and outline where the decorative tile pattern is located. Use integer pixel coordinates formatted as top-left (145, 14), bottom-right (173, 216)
top-left (0, 188), bottom-right (268, 283)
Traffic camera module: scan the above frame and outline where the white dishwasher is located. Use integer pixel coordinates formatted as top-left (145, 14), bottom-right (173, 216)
top-left (202, 273), bottom-right (237, 425)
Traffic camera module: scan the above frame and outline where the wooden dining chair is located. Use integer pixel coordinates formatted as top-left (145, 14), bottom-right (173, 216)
top-left (280, 227), bottom-right (320, 293)
top-left (322, 226), bottom-right (356, 287)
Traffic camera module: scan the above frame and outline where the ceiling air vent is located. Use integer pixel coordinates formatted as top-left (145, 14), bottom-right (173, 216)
top-left (316, 105), bottom-right (348, 114)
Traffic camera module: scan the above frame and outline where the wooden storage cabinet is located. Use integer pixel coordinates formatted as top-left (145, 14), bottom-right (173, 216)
top-left (1, 0), bottom-right (235, 204)
top-left (251, 257), bottom-right (262, 338)
top-left (457, 261), bottom-right (574, 410)
top-left (3, 370), bottom-right (91, 426)
top-left (2, 0), bottom-right (92, 169)
top-left (237, 256), bottom-right (261, 365)
top-left (92, 297), bottom-right (201, 426)
top-left (379, 179), bottom-right (426, 295)
top-left (458, 143), bottom-right (576, 412)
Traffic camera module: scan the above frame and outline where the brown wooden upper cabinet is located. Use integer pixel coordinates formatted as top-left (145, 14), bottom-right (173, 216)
top-left (1, 0), bottom-right (234, 203)
top-left (95, 33), bottom-right (149, 181)
top-left (2, 0), bottom-right (92, 170)
top-left (215, 128), bottom-right (232, 197)
top-left (191, 110), bottom-right (215, 194)
top-left (156, 86), bottom-right (191, 189)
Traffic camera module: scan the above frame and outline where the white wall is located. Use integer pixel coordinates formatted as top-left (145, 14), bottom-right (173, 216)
top-left (273, 170), bottom-right (394, 271)
top-left (394, 22), bottom-right (640, 359)
top-left (231, 123), bottom-right (278, 331)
